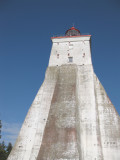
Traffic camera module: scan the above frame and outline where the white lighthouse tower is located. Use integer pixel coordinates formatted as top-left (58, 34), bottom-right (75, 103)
top-left (8, 27), bottom-right (120, 160)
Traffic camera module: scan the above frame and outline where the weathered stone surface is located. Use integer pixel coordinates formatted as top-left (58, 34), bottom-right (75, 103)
top-left (37, 65), bottom-right (79, 160)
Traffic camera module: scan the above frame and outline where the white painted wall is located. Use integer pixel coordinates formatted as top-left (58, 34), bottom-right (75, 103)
top-left (76, 65), bottom-right (104, 160)
top-left (7, 67), bottom-right (58, 160)
top-left (94, 74), bottom-right (120, 160)
top-left (49, 36), bottom-right (92, 66)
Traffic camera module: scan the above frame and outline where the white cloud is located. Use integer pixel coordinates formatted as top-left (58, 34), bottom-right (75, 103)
top-left (1, 121), bottom-right (21, 145)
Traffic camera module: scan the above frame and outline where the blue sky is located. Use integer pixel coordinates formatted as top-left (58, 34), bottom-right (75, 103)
top-left (0, 0), bottom-right (120, 144)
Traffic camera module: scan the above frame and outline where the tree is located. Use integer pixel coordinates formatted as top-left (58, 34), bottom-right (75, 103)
top-left (0, 121), bottom-right (12, 160)
top-left (0, 141), bottom-right (7, 160)
top-left (6, 142), bottom-right (12, 157)
top-left (0, 120), bottom-right (2, 139)
top-left (0, 142), bottom-right (13, 160)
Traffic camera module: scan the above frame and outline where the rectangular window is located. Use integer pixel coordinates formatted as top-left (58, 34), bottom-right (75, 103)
top-left (68, 57), bottom-right (73, 63)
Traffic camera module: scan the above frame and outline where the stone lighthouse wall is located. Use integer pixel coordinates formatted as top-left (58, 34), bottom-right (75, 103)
top-left (8, 65), bottom-right (120, 160)
top-left (7, 35), bottom-right (120, 160)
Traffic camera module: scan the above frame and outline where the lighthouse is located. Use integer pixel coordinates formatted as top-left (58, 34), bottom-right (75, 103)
top-left (8, 27), bottom-right (120, 160)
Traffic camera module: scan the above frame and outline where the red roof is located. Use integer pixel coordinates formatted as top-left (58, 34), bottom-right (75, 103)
top-left (65, 27), bottom-right (80, 34)
top-left (51, 35), bottom-right (91, 39)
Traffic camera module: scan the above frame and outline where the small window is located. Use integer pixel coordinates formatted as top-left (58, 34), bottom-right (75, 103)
top-left (68, 57), bottom-right (73, 63)
top-left (57, 54), bottom-right (59, 58)
top-left (83, 53), bottom-right (85, 57)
